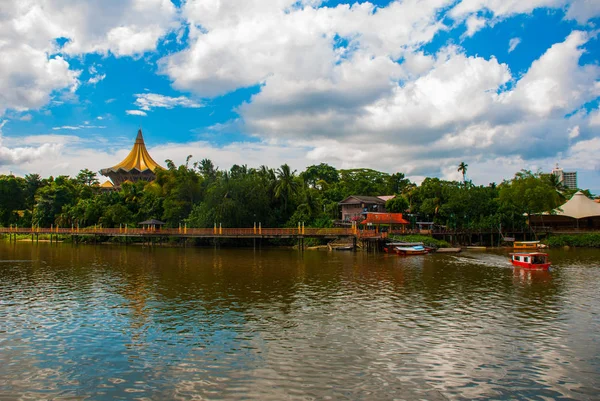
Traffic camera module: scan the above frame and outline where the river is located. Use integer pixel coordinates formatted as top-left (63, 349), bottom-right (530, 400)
top-left (1, 242), bottom-right (599, 400)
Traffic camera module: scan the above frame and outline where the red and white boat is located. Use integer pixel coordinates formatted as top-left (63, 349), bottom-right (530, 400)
top-left (510, 252), bottom-right (551, 270)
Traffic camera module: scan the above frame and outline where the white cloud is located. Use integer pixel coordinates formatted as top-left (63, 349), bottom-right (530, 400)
top-left (2, 0), bottom-right (178, 57)
top-left (0, 124), bottom-right (63, 166)
top-left (88, 74), bottom-right (106, 85)
top-left (500, 31), bottom-right (600, 117)
top-left (464, 15), bottom-right (487, 37)
top-left (133, 93), bottom-right (203, 111)
top-left (449, 0), bottom-right (564, 20)
top-left (508, 37), bottom-right (521, 52)
top-left (161, 0), bottom-right (453, 97)
top-left (566, 0), bottom-right (600, 23)
top-left (0, 0), bottom-right (178, 116)
top-left (52, 125), bottom-right (106, 130)
top-left (0, 47), bottom-right (80, 116)
top-left (126, 110), bottom-right (148, 116)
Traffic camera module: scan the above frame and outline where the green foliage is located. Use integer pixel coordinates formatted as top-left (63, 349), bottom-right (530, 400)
top-left (2, 159), bottom-right (596, 240)
top-left (458, 162), bottom-right (468, 183)
top-left (385, 196), bottom-right (409, 213)
top-left (388, 234), bottom-right (451, 248)
top-left (0, 175), bottom-right (25, 225)
top-left (499, 170), bottom-right (563, 218)
top-left (338, 168), bottom-right (390, 197)
top-left (544, 234), bottom-right (600, 248)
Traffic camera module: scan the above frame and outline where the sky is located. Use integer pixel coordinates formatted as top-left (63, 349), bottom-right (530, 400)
top-left (0, 0), bottom-right (599, 192)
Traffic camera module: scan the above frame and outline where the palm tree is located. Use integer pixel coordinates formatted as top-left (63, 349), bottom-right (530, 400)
top-left (544, 173), bottom-right (567, 202)
top-left (458, 162), bottom-right (468, 184)
top-left (274, 164), bottom-right (299, 213)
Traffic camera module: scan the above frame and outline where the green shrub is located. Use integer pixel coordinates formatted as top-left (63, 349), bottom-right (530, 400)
top-left (388, 234), bottom-right (451, 248)
top-left (544, 233), bottom-right (600, 248)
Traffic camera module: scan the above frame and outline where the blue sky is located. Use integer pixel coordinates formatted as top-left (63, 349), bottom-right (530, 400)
top-left (0, 0), bottom-right (599, 192)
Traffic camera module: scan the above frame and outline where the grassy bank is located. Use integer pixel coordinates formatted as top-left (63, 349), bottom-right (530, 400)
top-left (544, 233), bottom-right (600, 248)
top-left (388, 234), bottom-right (451, 248)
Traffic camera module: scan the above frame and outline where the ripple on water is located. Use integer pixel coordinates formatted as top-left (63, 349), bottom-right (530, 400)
top-left (1, 244), bottom-right (600, 399)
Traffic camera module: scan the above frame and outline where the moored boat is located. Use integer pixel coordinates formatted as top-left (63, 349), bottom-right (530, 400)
top-left (394, 245), bottom-right (428, 255)
top-left (513, 241), bottom-right (546, 250)
top-left (384, 241), bottom-right (435, 254)
top-left (510, 252), bottom-right (551, 270)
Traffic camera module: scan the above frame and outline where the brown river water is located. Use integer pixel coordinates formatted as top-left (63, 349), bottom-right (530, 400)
top-left (1, 242), bottom-right (599, 400)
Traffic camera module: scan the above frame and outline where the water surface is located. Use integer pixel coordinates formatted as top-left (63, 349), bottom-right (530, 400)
top-left (1, 243), bottom-right (599, 400)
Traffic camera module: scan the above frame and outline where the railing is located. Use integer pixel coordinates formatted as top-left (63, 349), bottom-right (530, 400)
top-left (0, 226), bottom-right (357, 237)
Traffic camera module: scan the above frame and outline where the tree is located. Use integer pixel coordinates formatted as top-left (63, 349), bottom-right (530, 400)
top-left (498, 170), bottom-right (563, 227)
top-left (338, 168), bottom-right (390, 196)
top-left (301, 163), bottom-right (339, 189)
top-left (458, 162), bottom-right (468, 184)
top-left (387, 172), bottom-right (412, 194)
top-left (274, 164), bottom-right (299, 214)
top-left (0, 175), bottom-right (25, 225)
top-left (76, 169), bottom-right (99, 186)
top-left (385, 196), bottom-right (409, 213)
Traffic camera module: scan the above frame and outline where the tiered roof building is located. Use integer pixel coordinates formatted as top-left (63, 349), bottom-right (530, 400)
top-left (100, 129), bottom-right (164, 187)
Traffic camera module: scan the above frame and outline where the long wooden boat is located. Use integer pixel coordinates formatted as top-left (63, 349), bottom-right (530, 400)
top-left (510, 252), bottom-right (551, 270)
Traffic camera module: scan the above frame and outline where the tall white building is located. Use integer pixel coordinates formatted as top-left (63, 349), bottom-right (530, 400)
top-left (552, 164), bottom-right (578, 189)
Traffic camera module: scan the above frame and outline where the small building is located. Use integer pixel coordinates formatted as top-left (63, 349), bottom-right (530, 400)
top-left (97, 180), bottom-right (115, 191)
top-left (100, 129), bottom-right (164, 187)
top-left (530, 191), bottom-right (600, 229)
top-left (338, 195), bottom-right (395, 222)
top-left (138, 219), bottom-right (166, 231)
top-left (360, 212), bottom-right (409, 233)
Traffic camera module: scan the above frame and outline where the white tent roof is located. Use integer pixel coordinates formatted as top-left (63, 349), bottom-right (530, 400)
top-left (554, 191), bottom-right (600, 219)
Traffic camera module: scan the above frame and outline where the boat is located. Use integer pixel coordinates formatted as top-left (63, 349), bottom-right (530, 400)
top-left (384, 241), bottom-right (436, 253)
top-left (328, 243), bottom-right (354, 251)
top-left (394, 245), bottom-right (428, 256)
top-left (513, 241), bottom-right (546, 250)
top-left (436, 247), bottom-right (462, 253)
top-left (332, 245), bottom-right (354, 251)
top-left (510, 252), bottom-right (551, 270)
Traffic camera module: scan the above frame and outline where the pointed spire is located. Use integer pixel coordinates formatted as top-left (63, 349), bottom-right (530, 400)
top-left (100, 129), bottom-right (163, 174)
top-left (135, 128), bottom-right (144, 144)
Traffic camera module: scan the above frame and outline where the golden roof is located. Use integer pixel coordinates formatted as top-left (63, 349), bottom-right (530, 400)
top-left (102, 129), bottom-right (163, 173)
top-left (100, 180), bottom-right (114, 188)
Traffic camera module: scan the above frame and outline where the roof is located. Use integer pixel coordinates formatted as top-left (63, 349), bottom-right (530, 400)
top-left (360, 212), bottom-right (409, 225)
top-left (100, 129), bottom-right (164, 174)
top-left (552, 191), bottom-right (600, 219)
top-left (138, 219), bottom-right (166, 225)
top-left (99, 180), bottom-right (114, 188)
top-left (377, 195), bottom-right (395, 202)
top-left (339, 195), bottom-right (389, 205)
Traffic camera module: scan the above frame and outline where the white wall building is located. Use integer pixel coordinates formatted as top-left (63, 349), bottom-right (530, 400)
top-left (552, 164), bottom-right (578, 189)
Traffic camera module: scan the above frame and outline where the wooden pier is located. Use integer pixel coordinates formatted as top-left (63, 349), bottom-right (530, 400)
top-left (0, 226), bottom-right (381, 250)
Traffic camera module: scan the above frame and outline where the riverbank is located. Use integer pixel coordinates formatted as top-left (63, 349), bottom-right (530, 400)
top-left (544, 233), bottom-right (600, 248)
top-left (388, 234), bottom-right (451, 248)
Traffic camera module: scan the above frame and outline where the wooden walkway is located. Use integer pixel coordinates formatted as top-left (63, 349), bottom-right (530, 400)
top-left (0, 226), bottom-right (383, 240)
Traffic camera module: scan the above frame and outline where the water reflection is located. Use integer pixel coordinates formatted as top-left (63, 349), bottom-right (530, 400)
top-left (0, 243), bottom-right (599, 400)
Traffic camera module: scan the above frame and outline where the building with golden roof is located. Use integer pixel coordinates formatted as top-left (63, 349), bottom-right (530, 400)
top-left (100, 129), bottom-right (164, 187)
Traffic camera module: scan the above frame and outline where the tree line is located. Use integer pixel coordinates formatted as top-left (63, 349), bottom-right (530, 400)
top-left (0, 158), bottom-right (594, 231)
